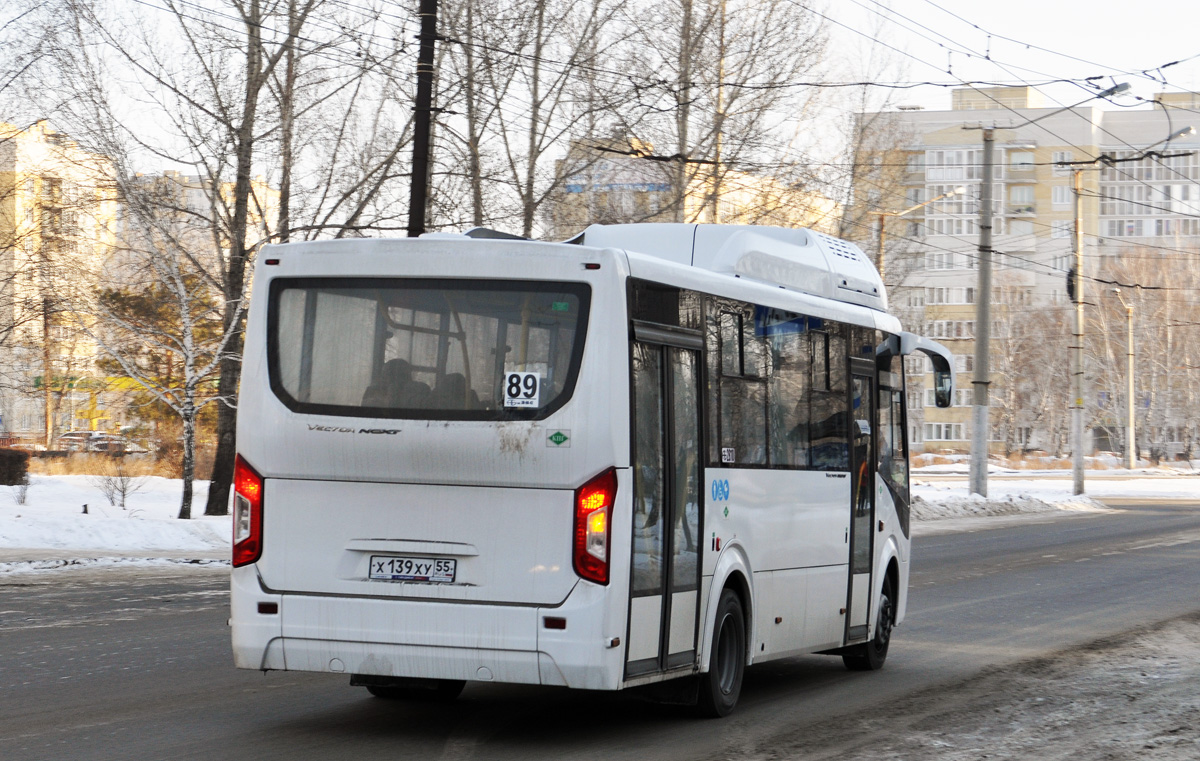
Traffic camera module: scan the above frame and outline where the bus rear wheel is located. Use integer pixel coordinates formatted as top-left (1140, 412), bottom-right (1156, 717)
top-left (696, 588), bottom-right (746, 718)
top-left (842, 576), bottom-right (894, 672)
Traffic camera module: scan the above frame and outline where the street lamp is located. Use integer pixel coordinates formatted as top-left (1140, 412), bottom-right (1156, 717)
top-left (1010, 83), bottom-right (1131, 129)
top-left (1143, 125), bottom-right (1196, 153)
top-left (1111, 288), bottom-right (1135, 469)
top-left (873, 186), bottom-right (966, 280)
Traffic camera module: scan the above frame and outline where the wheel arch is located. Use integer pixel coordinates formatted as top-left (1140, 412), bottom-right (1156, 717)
top-left (699, 543), bottom-right (754, 672)
top-left (874, 538), bottom-right (901, 640)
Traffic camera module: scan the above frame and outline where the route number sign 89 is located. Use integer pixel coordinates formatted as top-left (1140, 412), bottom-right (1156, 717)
top-left (504, 371), bottom-right (541, 408)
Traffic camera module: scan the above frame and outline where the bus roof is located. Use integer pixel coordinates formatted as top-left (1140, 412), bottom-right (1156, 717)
top-left (572, 223), bottom-right (886, 312)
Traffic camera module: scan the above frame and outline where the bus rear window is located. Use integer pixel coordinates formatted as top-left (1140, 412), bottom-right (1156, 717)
top-left (268, 278), bottom-right (590, 420)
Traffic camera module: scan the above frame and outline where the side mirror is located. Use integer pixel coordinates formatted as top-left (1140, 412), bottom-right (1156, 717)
top-left (897, 331), bottom-right (955, 408)
top-left (934, 368), bottom-right (953, 408)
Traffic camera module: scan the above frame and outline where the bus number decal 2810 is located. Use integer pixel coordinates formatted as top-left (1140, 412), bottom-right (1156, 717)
top-left (711, 479), bottom-right (730, 502)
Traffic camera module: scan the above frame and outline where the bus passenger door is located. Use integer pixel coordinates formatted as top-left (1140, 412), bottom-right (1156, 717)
top-left (626, 339), bottom-right (703, 677)
top-left (846, 370), bottom-right (875, 643)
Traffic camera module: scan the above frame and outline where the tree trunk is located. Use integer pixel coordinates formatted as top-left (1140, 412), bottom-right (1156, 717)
top-left (520, 0), bottom-right (546, 238)
top-left (206, 0), bottom-right (266, 517)
top-left (179, 401), bottom-right (195, 520)
top-left (463, 0), bottom-right (484, 227)
top-left (674, 0), bottom-right (692, 224)
top-left (277, 0), bottom-right (297, 243)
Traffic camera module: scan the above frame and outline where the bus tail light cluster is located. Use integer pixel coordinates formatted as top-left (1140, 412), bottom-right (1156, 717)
top-left (232, 455), bottom-right (264, 568)
top-left (573, 468), bottom-right (616, 585)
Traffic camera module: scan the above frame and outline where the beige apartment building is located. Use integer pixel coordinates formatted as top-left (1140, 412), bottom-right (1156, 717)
top-left (0, 120), bottom-right (117, 445)
top-left (857, 87), bottom-right (1200, 456)
top-left (0, 121), bottom-right (278, 448)
top-left (546, 135), bottom-right (840, 239)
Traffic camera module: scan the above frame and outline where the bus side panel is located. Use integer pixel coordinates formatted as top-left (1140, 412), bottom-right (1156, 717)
top-left (705, 469), bottom-right (850, 658)
top-left (803, 566), bottom-right (849, 652)
top-left (754, 570), bottom-right (806, 655)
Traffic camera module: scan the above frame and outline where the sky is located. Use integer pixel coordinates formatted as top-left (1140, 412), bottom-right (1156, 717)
top-left (824, 0), bottom-right (1200, 113)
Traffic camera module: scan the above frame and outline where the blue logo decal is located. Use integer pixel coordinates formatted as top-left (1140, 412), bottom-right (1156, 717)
top-left (710, 479), bottom-right (731, 502)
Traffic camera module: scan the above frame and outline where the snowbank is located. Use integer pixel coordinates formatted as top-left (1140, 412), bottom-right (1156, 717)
top-left (911, 468), bottom-right (1199, 522)
top-left (0, 475), bottom-right (228, 553)
top-left (0, 470), bottom-right (1194, 574)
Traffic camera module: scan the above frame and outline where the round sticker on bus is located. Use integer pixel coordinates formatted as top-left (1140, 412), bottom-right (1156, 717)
top-left (504, 371), bottom-right (541, 408)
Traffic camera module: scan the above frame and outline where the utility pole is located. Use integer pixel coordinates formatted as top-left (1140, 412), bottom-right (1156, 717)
top-left (967, 127), bottom-right (994, 497)
top-left (407, 0), bottom-right (438, 237)
top-left (1057, 137), bottom-right (1193, 491)
top-left (1071, 168), bottom-right (1085, 494)
top-left (1112, 288), bottom-right (1135, 469)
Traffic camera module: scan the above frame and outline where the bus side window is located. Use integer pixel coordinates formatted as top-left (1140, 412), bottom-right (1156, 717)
top-left (719, 312), bottom-right (741, 376)
top-left (767, 330), bottom-right (811, 468)
top-left (811, 331), bottom-right (829, 391)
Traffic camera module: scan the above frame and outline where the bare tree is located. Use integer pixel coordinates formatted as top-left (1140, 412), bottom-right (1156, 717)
top-left (1092, 247), bottom-right (1200, 463)
top-left (25, 0), bottom-right (429, 515)
top-left (444, 0), bottom-right (634, 237)
top-left (627, 0), bottom-right (827, 226)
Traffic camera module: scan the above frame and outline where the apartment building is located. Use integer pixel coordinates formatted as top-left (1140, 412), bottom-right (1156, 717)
top-left (546, 135), bottom-right (840, 239)
top-left (0, 120), bottom-right (117, 446)
top-left (859, 87), bottom-right (1200, 455)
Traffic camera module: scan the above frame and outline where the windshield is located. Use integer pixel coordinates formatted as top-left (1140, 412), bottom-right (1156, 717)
top-left (268, 278), bottom-right (591, 420)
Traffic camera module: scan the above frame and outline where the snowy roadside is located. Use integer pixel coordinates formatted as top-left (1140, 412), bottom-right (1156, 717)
top-left (751, 612), bottom-right (1200, 760)
top-left (910, 466), bottom-right (1198, 534)
top-left (0, 470), bottom-right (1196, 574)
top-left (0, 475), bottom-right (229, 574)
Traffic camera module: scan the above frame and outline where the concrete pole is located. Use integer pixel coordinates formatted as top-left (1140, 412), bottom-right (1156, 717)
top-left (969, 129), bottom-right (994, 497)
top-left (1123, 299), bottom-right (1135, 469)
top-left (1071, 169), bottom-right (1086, 494)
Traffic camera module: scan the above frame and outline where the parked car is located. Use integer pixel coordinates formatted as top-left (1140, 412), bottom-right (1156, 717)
top-left (56, 431), bottom-right (128, 453)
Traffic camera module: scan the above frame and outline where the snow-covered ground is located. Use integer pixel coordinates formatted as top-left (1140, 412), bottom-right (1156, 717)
top-left (0, 475), bottom-right (228, 573)
top-left (0, 468), bottom-right (1195, 573)
top-left (757, 613), bottom-right (1200, 760)
top-left (912, 468), bottom-right (1197, 522)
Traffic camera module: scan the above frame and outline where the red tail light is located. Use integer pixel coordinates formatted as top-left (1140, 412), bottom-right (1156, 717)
top-left (573, 468), bottom-right (617, 585)
top-left (232, 455), bottom-right (264, 567)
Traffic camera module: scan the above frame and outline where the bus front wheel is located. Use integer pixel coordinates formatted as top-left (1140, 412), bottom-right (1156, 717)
top-left (696, 588), bottom-right (746, 718)
top-left (842, 576), bottom-right (895, 671)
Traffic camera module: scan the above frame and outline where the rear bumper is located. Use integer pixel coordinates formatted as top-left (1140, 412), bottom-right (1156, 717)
top-left (230, 565), bottom-right (624, 691)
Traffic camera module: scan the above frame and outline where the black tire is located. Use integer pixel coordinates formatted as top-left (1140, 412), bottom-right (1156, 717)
top-left (366, 679), bottom-right (466, 702)
top-left (842, 576), bottom-right (895, 672)
top-left (696, 588), bottom-right (746, 718)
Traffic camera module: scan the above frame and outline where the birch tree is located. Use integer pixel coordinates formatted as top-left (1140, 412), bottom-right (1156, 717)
top-left (91, 176), bottom-right (228, 519)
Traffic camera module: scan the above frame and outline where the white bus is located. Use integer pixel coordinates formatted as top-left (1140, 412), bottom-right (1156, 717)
top-left (230, 223), bottom-right (953, 717)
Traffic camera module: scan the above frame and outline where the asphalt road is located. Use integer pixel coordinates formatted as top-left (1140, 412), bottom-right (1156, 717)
top-left (1, 501), bottom-right (1198, 761)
